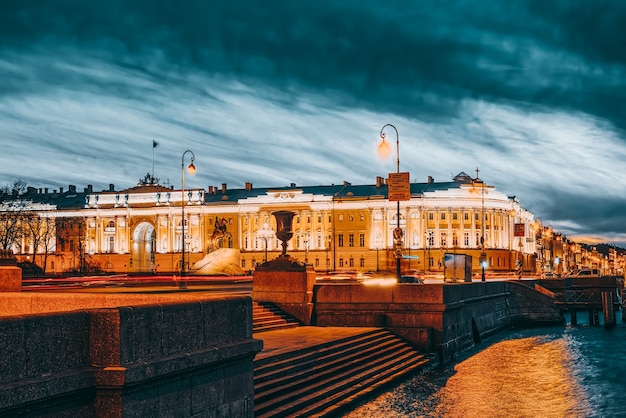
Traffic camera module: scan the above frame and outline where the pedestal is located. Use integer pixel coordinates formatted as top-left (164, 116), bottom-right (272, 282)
top-left (0, 254), bottom-right (21, 291)
top-left (253, 255), bottom-right (316, 324)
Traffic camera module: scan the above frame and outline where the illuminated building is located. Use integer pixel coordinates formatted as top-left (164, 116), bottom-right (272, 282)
top-left (2, 172), bottom-right (620, 276)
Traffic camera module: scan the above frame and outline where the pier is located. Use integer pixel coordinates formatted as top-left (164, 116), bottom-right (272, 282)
top-left (536, 276), bottom-right (624, 329)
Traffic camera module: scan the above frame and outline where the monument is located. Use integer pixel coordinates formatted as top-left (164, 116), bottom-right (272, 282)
top-left (252, 210), bottom-right (316, 324)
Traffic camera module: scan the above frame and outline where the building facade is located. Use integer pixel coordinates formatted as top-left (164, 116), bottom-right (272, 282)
top-left (3, 172), bottom-right (621, 277)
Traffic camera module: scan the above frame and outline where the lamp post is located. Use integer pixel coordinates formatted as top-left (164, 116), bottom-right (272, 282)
top-left (378, 123), bottom-right (403, 282)
top-left (471, 169), bottom-right (487, 282)
top-left (326, 235), bottom-right (331, 273)
top-left (480, 181), bottom-right (486, 282)
top-left (258, 221), bottom-right (274, 263)
top-left (304, 232), bottom-right (310, 264)
top-left (180, 150), bottom-right (196, 289)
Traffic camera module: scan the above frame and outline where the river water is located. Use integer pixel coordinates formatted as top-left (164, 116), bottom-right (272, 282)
top-left (346, 313), bottom-right (626, 418)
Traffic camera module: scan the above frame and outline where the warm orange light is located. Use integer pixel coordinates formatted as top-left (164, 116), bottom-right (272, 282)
top-left (187, 163), bottom-right (196, 175)
top-left (377, 137), bottom-right (391, 159)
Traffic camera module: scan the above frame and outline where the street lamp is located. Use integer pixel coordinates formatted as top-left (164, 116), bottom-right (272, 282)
top-left (258, 221), bottom-right (274, 263)
top-left (304, 232), bottom-right (310, 264)
top-left (471, 169), bottom-right (487, 282)
top-left (180, 149), bottom-right (196, 289)
top-left (379, 123), bottom-right (402, 282)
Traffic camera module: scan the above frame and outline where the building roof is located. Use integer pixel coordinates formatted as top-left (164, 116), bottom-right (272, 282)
top-left (12, 172), bottom-right (473, 210)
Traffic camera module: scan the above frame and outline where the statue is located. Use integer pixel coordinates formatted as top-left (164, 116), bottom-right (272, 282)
top-left (209, 216), bottom-right (231, 251)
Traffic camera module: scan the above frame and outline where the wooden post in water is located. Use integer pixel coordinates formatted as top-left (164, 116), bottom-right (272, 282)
top-left (570, 309), bottom-right (577, 326)
top-left (602, 291), bottom-right (615, 330)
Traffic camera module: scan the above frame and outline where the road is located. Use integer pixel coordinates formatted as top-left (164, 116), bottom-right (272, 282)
top-left (22, 274), bottom-right (253, 296)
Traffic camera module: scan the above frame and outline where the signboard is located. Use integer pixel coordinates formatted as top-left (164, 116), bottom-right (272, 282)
top-left (514, 223), bottom-right (525, 237)
top-left (387, 172), bottom-right (410, 201)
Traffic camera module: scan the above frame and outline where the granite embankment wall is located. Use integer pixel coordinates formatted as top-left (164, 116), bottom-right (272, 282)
top-left (313, 281), bottom-right (563, 362)
top-left (0, 295), bottom-right (262, 417)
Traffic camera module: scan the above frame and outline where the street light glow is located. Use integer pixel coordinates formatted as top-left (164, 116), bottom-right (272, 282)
top-left (377, 136), bottom-right (391, 159)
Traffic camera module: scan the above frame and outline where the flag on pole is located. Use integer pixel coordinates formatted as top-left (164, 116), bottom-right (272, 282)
top-left (153, 140), bottom-right (159, 148)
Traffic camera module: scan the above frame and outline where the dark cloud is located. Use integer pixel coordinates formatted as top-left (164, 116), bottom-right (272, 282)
top-left (1, 1), bottom-right (625, 245)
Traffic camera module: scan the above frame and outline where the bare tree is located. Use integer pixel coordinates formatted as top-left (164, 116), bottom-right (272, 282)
top-left (0, 180), bottom-right (30, 252)
top-left (56, 217), bottom-right (87, 274)
top-left (0, 179), bottom-right (27, 201)
top-left (23, 212), bottom-right (56, 272)
top-left (0, 201), bottom-right (28, 252)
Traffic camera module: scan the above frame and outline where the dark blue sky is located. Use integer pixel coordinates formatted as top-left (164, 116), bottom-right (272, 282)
top-left (1, 1), bottom-right (625, 246)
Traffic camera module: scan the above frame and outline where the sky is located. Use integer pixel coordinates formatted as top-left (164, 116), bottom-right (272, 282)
top-left (1, 1), bottom-right (626, 247)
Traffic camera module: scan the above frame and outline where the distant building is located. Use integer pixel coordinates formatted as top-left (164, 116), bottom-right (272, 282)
top-left (1, 172), bottom-right (621, 276)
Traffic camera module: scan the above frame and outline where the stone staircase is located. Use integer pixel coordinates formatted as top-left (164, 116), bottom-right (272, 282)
top-left (253, 328), bottom-right (430, 417)
top-left (253, 301), bottom-right (300, 333)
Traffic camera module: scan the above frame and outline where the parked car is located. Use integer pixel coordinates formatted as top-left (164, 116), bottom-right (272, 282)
top-left (541, 271), bottom-right (558, 279)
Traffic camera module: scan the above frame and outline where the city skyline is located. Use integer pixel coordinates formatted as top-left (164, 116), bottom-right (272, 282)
top-left (1, 1), bottom-right (625, 247)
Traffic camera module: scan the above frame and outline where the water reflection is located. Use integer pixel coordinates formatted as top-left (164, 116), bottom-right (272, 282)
top-left (347, 318), bottom-right (625, 417)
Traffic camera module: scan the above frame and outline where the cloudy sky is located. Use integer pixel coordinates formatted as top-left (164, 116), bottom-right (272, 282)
top-left (1, 1), bottom-right (625, 247)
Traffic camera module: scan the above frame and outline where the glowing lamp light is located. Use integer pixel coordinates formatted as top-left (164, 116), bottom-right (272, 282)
top-left (187, 162), bottom-right (196, 175)
top-left (377, 135), bottom-right (391, 159)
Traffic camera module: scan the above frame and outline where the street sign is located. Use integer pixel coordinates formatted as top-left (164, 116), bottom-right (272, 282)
top-left (514, 223), bottom-right (525, 237)
top-left (388, 172), bottom-right (410, 201)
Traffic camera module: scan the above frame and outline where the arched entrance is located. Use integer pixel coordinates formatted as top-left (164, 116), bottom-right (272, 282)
top-left (132, 222), bottom-right (156, 273)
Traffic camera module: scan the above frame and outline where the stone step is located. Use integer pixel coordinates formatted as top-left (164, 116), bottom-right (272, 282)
top-left (252, 301), bottom-right (300, 333)
top-left (253, 329), bottom-right (429, 417)
top-left (254, 329), bottom-right (395, 383)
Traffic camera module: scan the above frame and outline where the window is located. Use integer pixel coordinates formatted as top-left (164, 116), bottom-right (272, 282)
top-left (441, 213), bottom-right (446, 220)
top-left (360, 213), bottom-right (365, 221)
top-left (475, 213), bottom-right (479, 220)
top-left (453, 213), bottom-right (458, 220)
top-left (452, 233), bottom-right (458, 247)
top-left (307, 216), bottom-right (311, 223)
top-left (360, 257), bottom-right (365, 267)
top-left (359, 233), bottom-right (365, 247)
top-left (107, 236), bottom-right (114, 253)
top-left (348, 233), bottom-right (354, 247)
top-left (476, 233), bottom-right (481, 246)
top-left (338, 234), bottom-right (344, 247)
top-left (349, 214), bottom-right (354, 221)
top-left (464, 213), bottom-right (469, 220)
top-left (464, 232), bottom-right (470, 246)
top-left (315, 258), bottom-right (320, 267)
top-left (349, 257), bottom-right (354, 267)
top-left (427, 232), bottom-right (434, 247)
top-left (318, 215), bottom-right (322, 223)
top-left (339, 257), bottom-right (344, 267)
top-left (339, 214), bottom-right (344, 222)
top-left (242, 259), bottom-right (246, 268)
top-left (428, 212), bottom-right (434, 220)
top-left (441, 232), bottom-right (447, 247)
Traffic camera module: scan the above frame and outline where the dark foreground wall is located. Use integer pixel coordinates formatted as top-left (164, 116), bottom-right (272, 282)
top-left (0, 297), bottom-right (263, 417)
top-left (313, 281), bottom-right (563, 364)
